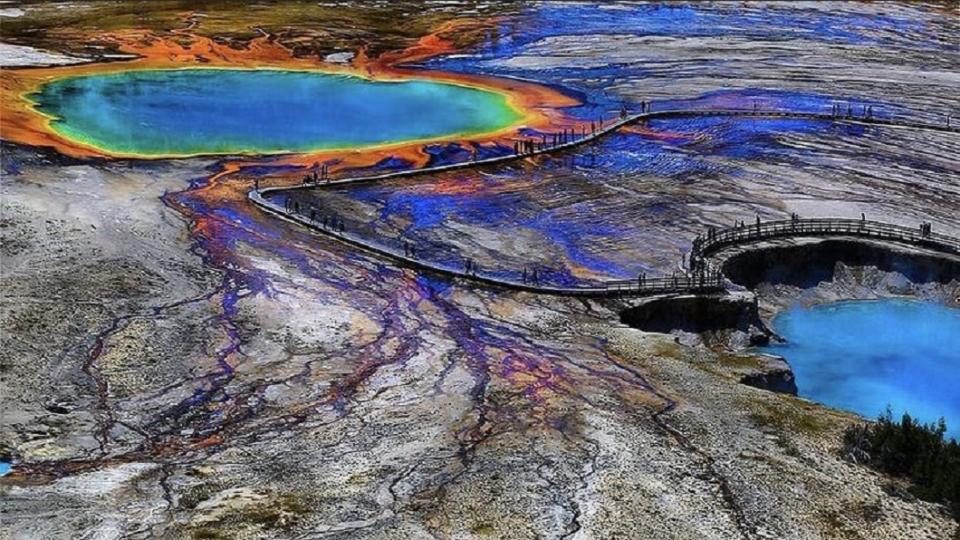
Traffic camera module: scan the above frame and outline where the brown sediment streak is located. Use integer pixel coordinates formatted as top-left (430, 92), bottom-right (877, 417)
top-left (0, 16), bottom-right (581, 166)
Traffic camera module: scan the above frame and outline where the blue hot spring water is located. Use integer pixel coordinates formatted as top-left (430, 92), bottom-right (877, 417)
top-left (30, 68), bottom-right (522, 156)
top-left (762, 299), bottom-right (960, 440)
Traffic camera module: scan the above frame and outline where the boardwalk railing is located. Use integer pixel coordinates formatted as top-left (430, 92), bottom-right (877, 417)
top-left (692, 218), bottom-right (960, 265)
top-left (255, 188), bottom-right (960, 298)
top-left (603, 269), bottom-right (726, 296)
top-left (255, 107), bottom-right (958, 197)
top-left (249, 105), bottom-right (959, 298)
top-left (251, 189), bottom-right (729, 297)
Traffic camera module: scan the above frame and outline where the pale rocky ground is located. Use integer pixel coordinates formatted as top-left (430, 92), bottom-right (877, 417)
top-left (3, 2), bottom-right (960, 539)
top-left (0, 42), bottom-right (90, 67)
top-left (2, 143), bottom-right (957, 539)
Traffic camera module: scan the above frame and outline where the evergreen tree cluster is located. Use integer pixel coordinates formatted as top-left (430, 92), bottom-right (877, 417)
top-left (843, 410), bottom-right (960, 520)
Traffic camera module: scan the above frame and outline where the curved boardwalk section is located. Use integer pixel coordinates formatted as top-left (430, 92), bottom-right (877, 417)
top-left (692, 218), bottom-right (960, 266)
top-left (256, 108), bottom-right (958, 196)
top-left (249, 107), bottom-right (959, 298)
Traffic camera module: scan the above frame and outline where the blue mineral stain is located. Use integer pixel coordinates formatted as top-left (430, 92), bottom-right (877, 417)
top-left (762, 299), bottom-right (960, 441)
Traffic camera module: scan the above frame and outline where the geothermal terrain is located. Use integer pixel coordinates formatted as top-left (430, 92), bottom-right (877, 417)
top-left (2, 2), bottom-right (959, 539)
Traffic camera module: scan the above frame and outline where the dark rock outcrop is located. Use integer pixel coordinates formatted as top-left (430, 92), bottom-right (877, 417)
top-left (619, 292), bottom-right (762, 334)
top-left (739, 354), bottom-right (798, 395)
top-left (720, 239), bottom-right (960, 290)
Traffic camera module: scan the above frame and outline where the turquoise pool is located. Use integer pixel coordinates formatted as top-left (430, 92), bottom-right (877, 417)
top-left (762, 299), bottom-right (960, 440)
top-left (30, 68), bottom-right (523, 156)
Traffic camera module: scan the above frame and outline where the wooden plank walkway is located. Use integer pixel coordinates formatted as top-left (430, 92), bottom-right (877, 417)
top-left (692, 218), bottom-right (960, 262)
top-left (249, 107), bottom-right (959, 298)
top-left (257, 108), bottom-right (957, 196)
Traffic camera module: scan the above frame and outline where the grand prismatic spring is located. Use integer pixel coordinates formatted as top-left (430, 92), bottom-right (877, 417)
top-left (30, 69), bottom-right (524, 156)
top-left (1, 2), bottom-right (959, 539)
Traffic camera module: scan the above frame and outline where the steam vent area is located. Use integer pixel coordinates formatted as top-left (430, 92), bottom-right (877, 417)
top-left (1, 2), bottom-right (959, 539)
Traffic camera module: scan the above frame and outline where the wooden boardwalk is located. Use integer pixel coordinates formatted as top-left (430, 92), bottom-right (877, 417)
top-left (249, 107), bottom-right (959, 298)
top-left (694, 218), bottom-right (960, 261)
top-left (256, 108), bottom-right (958, 197)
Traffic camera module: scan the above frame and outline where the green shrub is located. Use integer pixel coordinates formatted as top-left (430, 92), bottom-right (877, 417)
top-left (843, 409), bottom-right (960, 520)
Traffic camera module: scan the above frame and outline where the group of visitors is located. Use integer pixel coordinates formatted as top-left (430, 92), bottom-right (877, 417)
top-left (287, 199), bottom-right (343, 232)
top-left (513, 125), bottom-right (590, 156)
top-left (521, 266), bottom-right (541, 285)
top-left (831, 103), bottom-right (873, 119)
top-left (301, 164), bottom-right (332, 185)
top-left (464, 257), bottom-right (479, 276)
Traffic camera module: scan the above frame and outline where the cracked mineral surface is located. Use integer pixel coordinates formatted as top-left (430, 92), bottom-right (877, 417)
top-left (1, 2), bottom-right (959, 539)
